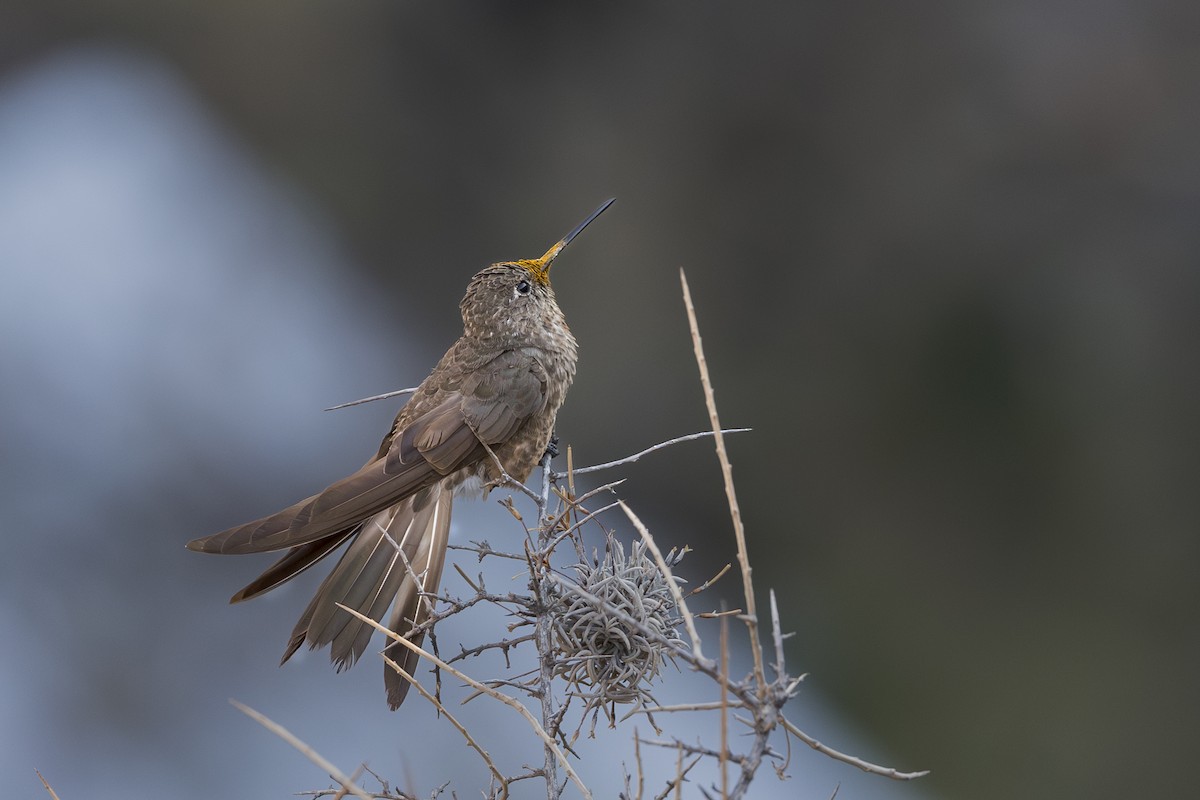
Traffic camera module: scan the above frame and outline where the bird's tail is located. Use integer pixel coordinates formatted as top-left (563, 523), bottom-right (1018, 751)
top-left (280, 481), bottom-right (453, 709)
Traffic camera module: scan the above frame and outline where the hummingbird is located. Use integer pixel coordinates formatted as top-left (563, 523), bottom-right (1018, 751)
top-left (188, 199), bottom-right (614, 709)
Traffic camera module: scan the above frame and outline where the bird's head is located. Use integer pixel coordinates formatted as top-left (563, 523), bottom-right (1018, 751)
top-left (460, 199), bottom-right (614, 345)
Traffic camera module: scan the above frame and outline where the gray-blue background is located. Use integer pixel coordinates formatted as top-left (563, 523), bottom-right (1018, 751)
top-left (2, 4), bottom-right (1197, 799)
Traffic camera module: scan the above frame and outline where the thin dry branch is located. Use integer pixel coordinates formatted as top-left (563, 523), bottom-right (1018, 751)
top-left (565, 479), bottom-right (627, 506)
top-left (635, 737), bottom-right (769, 767)
top-left (680, 268), bottom-right (767, 693)
top-left (780, 718), bottom-right (930, 780)
top-left (719, 615), bottom-right (730, 799)
top-left (35, 770), bottom-right (62, 800)
top-left (447, 540), bottom-right (530, 564)
top-left (230, 700), bottom-right (375, 800)
top-left (769, 590), bottom-right (784, 677)
top-left (448, 633), bottom-right (536, 666)
top-left (560, 429), bottom-right (750, 478)
top-left (293, 764), bottom-right (410, 800)
top-left (384, 656), bottom-right (509, 798)
top-left (527, 465), bottom-right (566, 800)
top-left (654, 747), bottom-right (702, 800)
top-left (324, 386), bottom-right (419, 411)
top-left (630, 702), bottom-right (730, 714)
top-left (547, 500), bottom-right (622, 551)
top-left (687, 563), bottom-right (732, 597)
top-left (480, 440), bottom-right (541, 504)
top-left (336, 604), bottom-right (592, 800)
top-left (633, 728), bottom-right (645, 800)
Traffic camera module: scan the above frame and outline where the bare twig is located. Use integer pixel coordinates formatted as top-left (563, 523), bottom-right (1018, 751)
top-left (296, 765), bottom-right (414, 800)
top-left (529, 456), bottom-right (564, 800)
top-left (635, 737), bottom-right (770, 767)
top-left (719, 614), bottom-right (730, 799)
top-left (447, 541), bottom-right (529, 564)
top-left (780, 718), bottom-right (930, 780)
top-left (653, 747), bottom-right (702, 800)
top-left (295, 787), bottom-right (411, 799)
top-left (448, 634), bottom-right (536, 666)
top-left (769, 589), bottom-right (787, 679)
top-left (452, 562), bottom-right (482, 593)
top-left (547, 500), bottom-right (622, 551)
top-left (680, 268), bottom-right (767, 693)
top-left (560, 429), bottom-right (750, 478)
top-left (480, 440), bottom-right (541, 504)
top-left (629, 702), bottom-right (731, 715)
top-left (324, 386), bottom-right (419, 411)
top-left (633, 728), bottom-right (645, 800)
top-left (336, 604), bottom-right (592, 800)
top-left (696, 609), bottom-right (742, 619)
top-left (687, 563), bottom-right (731, 597)
top-left (35, 771), bottom-right (62, 800)
top-left (565, 479), bottom-right (627, 506)
top-left (384, 656), bottom-right (509, 798)
top-left (230, 700), bottom-right (375, 800)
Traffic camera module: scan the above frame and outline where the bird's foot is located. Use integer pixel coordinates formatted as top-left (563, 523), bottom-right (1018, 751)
top-left (543, 433), bottom-right (560, 460)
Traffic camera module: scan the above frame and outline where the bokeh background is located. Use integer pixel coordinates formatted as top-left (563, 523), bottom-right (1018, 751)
top-left (2, 2), bottom-right (1198, 799)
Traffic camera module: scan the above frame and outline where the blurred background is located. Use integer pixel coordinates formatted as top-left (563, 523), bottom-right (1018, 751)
top-left (2, 2), bottom-right (1198, 799)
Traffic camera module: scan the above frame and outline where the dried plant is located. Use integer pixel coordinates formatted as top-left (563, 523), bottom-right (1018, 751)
top-left (550, 535), bottom-right (684, 710)
top-left (226, 270), bottom-right (928, 800)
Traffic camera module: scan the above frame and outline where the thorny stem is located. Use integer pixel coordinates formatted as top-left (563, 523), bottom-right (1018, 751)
top-left (555, 429), bottom-right (750, 479)
top-left (481, 436), bottom-right (926, 799)
top-left (345, 608), bottom-right (592, 799)
top-left (386, 661), bottom-right (509, 798)
top-left (231, 700), bottom-right (375, 800)
top-left (452, 450), bottom-right (570, 798)
top-left (680, 268), bottom-right (767, 695)
top-left (533, 449), bottom-right (562, 800)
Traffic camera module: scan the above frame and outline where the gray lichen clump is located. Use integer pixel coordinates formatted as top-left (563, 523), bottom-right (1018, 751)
top-left (550, 536), bottom-right (685, 705)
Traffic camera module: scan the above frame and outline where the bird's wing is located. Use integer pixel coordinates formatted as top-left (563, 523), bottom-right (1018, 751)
top-left (186, 349), bottom-right (550, 557)
top-left (185, 400), bottom-right (465, 556)
top-left (460, 347), bottom-right (551, 444)
top-left (383, 347), bottom-right (550, 472)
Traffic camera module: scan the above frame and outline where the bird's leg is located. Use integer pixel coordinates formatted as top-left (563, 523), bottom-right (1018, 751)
top-left (543, 432), bottom-right (560, 460)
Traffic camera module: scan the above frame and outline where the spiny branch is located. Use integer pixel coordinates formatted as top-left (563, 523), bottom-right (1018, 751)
top-left (558, 429), bottom-right (751, 479)
top-left (386, 659), bottom-right (509, 797)
top-left (781, 718), bottom-right (931, 781)
top-left (337, 604), bottom-right (592, 800)
top-left (681, 268), bottom-right (767, 693)
top-left (231, 700), bottom-right (376, 800)
top-left (324, 386), bottom-right (419, 411)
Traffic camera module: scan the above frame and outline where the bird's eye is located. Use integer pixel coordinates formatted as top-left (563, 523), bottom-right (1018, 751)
top-left (515, 279), bottom-right (532, 295)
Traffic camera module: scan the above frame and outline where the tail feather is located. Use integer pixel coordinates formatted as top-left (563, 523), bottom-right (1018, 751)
top-left (229, 532), bottom-right (356, 603)
top-left (277, 483), bottom-right (453, 709)
top-left (383, 485), bottom-right (452, 709)
top-left (302, 514), bottom-right (396, 648)
top-left (327, 509), bottom-right (413, 663)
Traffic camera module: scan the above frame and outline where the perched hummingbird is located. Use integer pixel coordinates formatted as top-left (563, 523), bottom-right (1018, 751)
top-left (188, 199), bottom-right (613, 709)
